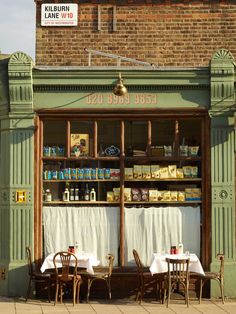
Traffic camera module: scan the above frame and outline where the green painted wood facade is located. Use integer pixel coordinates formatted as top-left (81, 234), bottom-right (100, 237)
top-left (0, 48), bottom-right (235, 299)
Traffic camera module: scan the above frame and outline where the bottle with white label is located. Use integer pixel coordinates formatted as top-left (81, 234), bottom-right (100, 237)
top-left (45, 189), bottom-right (52, 202)
top-left (70, 185), bottom-right (75, 201)
top-left (74, 185), bottom-right (79, 201)
top-left (178, 242), bottom-right (184, 254)
top-left (63, 188), bottom-right (70, 202)
top-left (90, 188), bottom-right (96, 201)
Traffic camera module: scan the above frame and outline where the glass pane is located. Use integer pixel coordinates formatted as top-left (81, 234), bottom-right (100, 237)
top-left (179, 119), bottom-right (201, 157)
top-left (70, 121), bottom-right (94, 157)
top-left (151, 120), bottom-right (175, 157)
top-left (97, 120), bottom-right (120, 157)
top-left (43, 120), bottom-right (66, 157)
top-left (124, 121), bottom-right (147, 156)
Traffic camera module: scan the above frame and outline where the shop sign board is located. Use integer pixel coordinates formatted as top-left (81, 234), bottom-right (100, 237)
top-left (41, 4), bottom-right (78, 26)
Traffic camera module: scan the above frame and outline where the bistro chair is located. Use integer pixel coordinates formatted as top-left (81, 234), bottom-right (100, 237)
top-left (53, 251), bottom-right (82, 306)
top-left (84, 253), bottom-right (114, 302)
top-left (133, 249), bottom-right (162, 304)
top-left (199, 254), bottom-right (225, 304)
top-left (163, 258), bottom-right (190, 307)
top-left (25, 246), bottom-right (51, 302)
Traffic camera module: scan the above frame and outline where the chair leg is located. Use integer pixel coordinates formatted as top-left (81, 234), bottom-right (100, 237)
top-left (60, 284), bottom-right (63, 304)
top-left (25, 279), bottom-right (31, 302)
top-left (87, 278), bottom-right (92, 302)
top-left (199, 279), bottom-right (203, 304)
top-left (105, 280), bottom-right (112, 300)
top-left (47, 279), bottom-right (51, 303)
top-left (76, 281), bottom-right (81, 304)
top-left (54, 283), bottom-right (59, 305)
top-left (219, 279), bottom-right (224, 304)
top-left (186, 283), bottom-right (189, 308)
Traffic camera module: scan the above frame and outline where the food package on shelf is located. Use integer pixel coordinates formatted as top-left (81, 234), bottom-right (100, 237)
top-left (191, 166), bottom-right (198, 178)
top-left (164, 145), bottom-right (172, 157)
top-left (178, 191), bottom-right (185, 202)
top-left (125, 168), bottom-right (133, 180)
top-left (113, 188), bottom-right (120, 201)
top-left (157, 190), bottom-right (164, 201)
top-left (185, 188), bottom-right (201, 201)
top-left (124, 188), bottom-right (132, 202)
top-left (107, 191), bottom-right (114, 202)
top-left (183, 166), bottom-right (192, 178)
top-left (104, 168), bottom-right (111, 179)
top-left (150, 146), bottom-right (164, 157)
top-left (140, 188), bottom-right (149, 201)
top-left (131, 188), bottom-right (142, 202)
top-left (151, 165), bottom-right (160, 178)
top-left (110, 168), bottom-right (120, 180)
top-left (133, 165), bottom-right (143, 179)
top-left (176, 168), bottom-right (184, 179)
top-left (163, 190), bottom-right (171, 201)
top-left (149, 189), bottom-right (158, 202)
top-left (170, 191), bottom-right (178, 201)
top-left (159, 167), bottom-right (169, 179)
top-left (71, 133), bottom-right (89, 157)
top-left (168, 165), bottom-right (177, 178)
top-left (142, 165), bottom-right (151, 179)
top-left (179, 145), bottom-right (188, 156)
top-left (188, 146), bottom-right (199, 156)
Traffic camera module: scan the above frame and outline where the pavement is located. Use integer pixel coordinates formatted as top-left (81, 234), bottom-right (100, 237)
top-left (1, 297), bottom-right (236, 314)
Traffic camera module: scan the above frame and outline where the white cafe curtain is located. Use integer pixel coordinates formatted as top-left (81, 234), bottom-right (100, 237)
top-left (43, 206), bottom-right (120, 266)
top-left (124, 206), bottom-right (200, 266)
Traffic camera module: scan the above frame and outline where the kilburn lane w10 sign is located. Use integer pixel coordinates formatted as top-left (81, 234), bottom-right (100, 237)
top-left (41, 4), bottom-right (78, 26)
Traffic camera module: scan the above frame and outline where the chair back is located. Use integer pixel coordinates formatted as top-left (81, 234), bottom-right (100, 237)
top-left (53, 251), bottom-right (78, 282)
top-left (133, 249), bottom-right (144, 276)
top-left (107, 254), bottom-right (114, 276)
top-left (166, 258), bottom-right (190, 282)
top-left (217, 254), bottom-right (224, 279)
top-left (26, 246), bottom-right (33, 277)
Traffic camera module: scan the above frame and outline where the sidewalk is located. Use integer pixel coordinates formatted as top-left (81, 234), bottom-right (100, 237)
top-left (1, 297), bottom-right (236, 314)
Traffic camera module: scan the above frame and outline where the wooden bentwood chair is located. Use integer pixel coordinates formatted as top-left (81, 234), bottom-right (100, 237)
top-left (163, 258), bottom-right (190, 307)
top-left (25, 246), bottom-right (51, 302)
top-left (53, 251), bottom-right (82, 306)
top-left (199, 254), bottom-right (225, 304)
top-left (133, 249), bottom-right (162, 304)
top-left (85, 254), bottom-right (114, 302)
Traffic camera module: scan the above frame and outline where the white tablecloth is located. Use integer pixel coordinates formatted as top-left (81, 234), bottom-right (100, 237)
top-left (40, 252), bottom-right (100, 275)
top-left (149, 253), bottom-right (205, 276)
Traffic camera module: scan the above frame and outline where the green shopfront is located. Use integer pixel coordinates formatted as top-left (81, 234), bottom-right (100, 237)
top-left (0, 48), bottom-right (235, 299)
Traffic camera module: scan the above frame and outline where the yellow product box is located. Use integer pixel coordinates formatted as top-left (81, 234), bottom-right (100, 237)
top-left (168, 165), bottom-right (177, 178)
top-left (159, 167), bottom-right (169, 179)
top-left (124, 188), bottom-right (132, 202)
top-left (149, 189), bottom-right (158, 202)
top-left (157, 191), bottom-right (164, 201)
top-left (151, 165), bottom-right (160, 178)
top-left (106, 191), bottom-right (114, 202)
top-left (183, 166), bottom-right (192, 178)
top-left (142, 165), bottom-right (151, 179)
top-left (125, 168), bottom-right (133, 180)
top-left (170, 191), bottom-right (178, 201)
top-left (178, 191), bottom-right (185, 202)
top-left (188, 146), bottom-right (199, 157)
top-left (133, 165), bottom-right (143, 179)
top-left (71, 133), bottom-right (89, 157)
top-left (113, 187), bottom-right (120, 201)
top-left (163, 190), bottom-right (171, 201)
top-left (176, 168), bottom-right (184, 179)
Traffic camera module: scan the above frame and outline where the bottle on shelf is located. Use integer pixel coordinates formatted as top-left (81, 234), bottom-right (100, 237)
top-left (70, 184), bottom-right (75, 201)
top-left (74, 185), bottom-right (79, 201)
top-left (90, 188), bottom-right (96, 201)
top-left (84, 184), bottom-right (90, 201)
top-left (45, 189), bottom-right (52, 202)
top-left (62, 187), bottom-right (70, 202)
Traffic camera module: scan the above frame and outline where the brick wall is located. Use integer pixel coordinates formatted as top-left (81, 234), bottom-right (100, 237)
top-left (35, 0), bottom-right (236, 67)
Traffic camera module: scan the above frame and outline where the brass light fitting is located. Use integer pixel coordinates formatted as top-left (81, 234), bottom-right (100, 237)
top-left (113, 72), bottom-right (128, 96)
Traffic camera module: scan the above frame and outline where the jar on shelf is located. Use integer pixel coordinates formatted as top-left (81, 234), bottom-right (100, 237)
top-left (63, 188), bottom-right (70, 202)
top-left (45, 189), bottom-right (52, 202)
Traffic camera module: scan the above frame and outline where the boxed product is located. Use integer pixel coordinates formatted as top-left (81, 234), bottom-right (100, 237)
top-left (185, 188), bottom-right (201, 201)
top-left (104, 168), bottom-right (111, 179)
top-left (125, 168), bottom-right (133, 180)
top-left (142, 165), bottom-right (151, 179)
top-left (97, 168), bottom-right (104, 179)
top-left (124, 188), bottom-right (132, 202)
top-left (157, 191), bottom-right (164, 201)
top-left (178, 191), bottom-right (185, 202)
top-left (140, 188), bottom-right (149, 201)
top-left (170, 191), bottom-right (178, 202)
top-left (77, 168), bottom-right (84, 180)
top-left (133, 165), bottom-right (143, 179)
top-left (176, 168), bottom-right (184, 179)
top-left (110, 168), bottom-right (120, 180)
top-left (168, 165), bottom-right (177, 178)
top-left (113, 187), bottom-right (120, 201)
top-left (183, 166), bottom-right (192, 178)
top-left (149, 189), bottom-right (158, 202)
top-left (131, 188), bottom-right (142, 202)
top-left (164, 145), bottom-right (172, 157)
top-left (151, 165), bottom-right (160, 178)
top-left (71, 133), bottom-right (89, 157)
top-left (179, 145), bottom-right (188, 157)
top-left (191, 166), bottom-right (198, 178)
top-left (188, 146), bottom-right (199, 157)
top-left (150, 146), bottom-right (164, 157)
top-left (159, 167), bottom-right (169, 179)
top-left (107, 191), bottom-right (114, 202)
top-left (163, 190), bottom-right (171, 201)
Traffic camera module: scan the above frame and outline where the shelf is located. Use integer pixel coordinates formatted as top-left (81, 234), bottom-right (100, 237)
top-left (43, 201), bottom-right (120, 205)
top-left (124, 156), bottom-right (202, 162)
top-left (42, 156), bottom-right (120, 161)
top-left (124, 201), bottom-right (202, 205)
top-left (43, 179), bottom-right (120, 182)
top-left (124, 178), bottom-right (201, 182)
